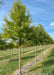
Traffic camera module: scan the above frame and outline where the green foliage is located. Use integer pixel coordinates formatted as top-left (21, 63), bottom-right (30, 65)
top-left (6, 42), bottom-right (15, 49)
top-left (29, 24), bottom-right (54, 45)
top-left (1, 0), bottom-right (54, 48)
top-left (21, 40), bottom-right (35, 47)
top-left (2, 0), bottom-right (32, 46)
top-left (0, 34), bottom-right (6, 50)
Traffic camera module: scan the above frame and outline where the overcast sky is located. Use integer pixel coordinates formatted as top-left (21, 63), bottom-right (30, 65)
top-left (0, 0), bottom-right (54, 39)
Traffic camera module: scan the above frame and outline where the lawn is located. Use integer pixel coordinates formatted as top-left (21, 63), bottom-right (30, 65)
top-left (0, 45), bottom-right (47, 62)
top-left (28, 47), bottom-right (54, 75)
top-left (0, 45), bottom-right (50, 75)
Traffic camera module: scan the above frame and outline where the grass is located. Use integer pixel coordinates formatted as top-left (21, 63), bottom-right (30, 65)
top-left (0, 45), bottom-right (49, 63)
top-left (0, 46), bottom-right (35, 57)
top-left (0, 51), bottom-right (35, 75)
top-left (0, 45), bottom-right (51, 75)
top-left (0, 46), bottom-right (36, 58)
top-left (0, 45), bottom-right (46, 57)
top-left (0, 45), bottom-right (49, 75)
top-left (28, 47), bottom-right (54, 75)
top-left (0, 45), bottom-right (45, 62)
top-left (0, 46), bottom-right (36, 62)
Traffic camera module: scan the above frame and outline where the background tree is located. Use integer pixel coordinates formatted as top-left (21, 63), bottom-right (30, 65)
top-left (28, 24), bottom-right (54, 61)
top-left (0, 34), bottom-right (6, 50)
top-left (7, 41), bottom-right (15, 49)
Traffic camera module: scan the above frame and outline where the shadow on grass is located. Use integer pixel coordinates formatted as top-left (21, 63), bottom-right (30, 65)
top-left (9, 49), bottom-right (43, 62)
top-left (41, 48), bottom-right (54, 74)
top-left (42, 59), bottom-right (54, 66)
top-left (42, 48), bottom-right (54, 66)
top-left (28, 48), bottom-right (54, 75)
top-left (0, 48), bottom-right (44, 62)
top-left (9, 54), bottom-right (35, 62)
top-left (0, 53), bottom-right (18, 61)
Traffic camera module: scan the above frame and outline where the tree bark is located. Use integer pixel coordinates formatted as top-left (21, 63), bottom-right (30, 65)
top-left (19, 41), bottom-right (21, 75)
top-left (35, 45), bottom-right (37, 62)
top-left (41, 45), bottom-right (42, 53)
top-left (41, 45), bottom-right (43, 56)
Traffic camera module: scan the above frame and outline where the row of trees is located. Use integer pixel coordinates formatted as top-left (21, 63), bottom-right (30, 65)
top-left (0, 24), bottom-right (54, 50)
top-left (0, 0), bottom-right (54, 75)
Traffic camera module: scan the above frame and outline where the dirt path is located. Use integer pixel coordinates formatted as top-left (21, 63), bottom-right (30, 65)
top-left (12, 45), bottom-right (54, 75)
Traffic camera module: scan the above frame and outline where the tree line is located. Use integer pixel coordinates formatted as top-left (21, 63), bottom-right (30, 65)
top-left (0, 24), bottom-right (54, 50)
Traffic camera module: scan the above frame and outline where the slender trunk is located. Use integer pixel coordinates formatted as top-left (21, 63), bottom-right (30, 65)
top-left (22, 47), bottom-right (24, 56)
top-left (19, 42), bottom-right (21, 75)
top-left (23, 51), bottom-right (24, 56)
top-left (10, 49), bottom-right (12, 55)
top-left (41, 45), bottom-right (43, 56)
top-left (10, 48), bottom-right (12, 55)
top-left (35, 45), bottom-right (37, 62)
top-left (41, 45), bottom-right (42, 53)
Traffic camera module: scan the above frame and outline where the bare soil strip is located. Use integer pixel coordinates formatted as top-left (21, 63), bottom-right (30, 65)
top-left (12, 45), bottom-right (54, 75)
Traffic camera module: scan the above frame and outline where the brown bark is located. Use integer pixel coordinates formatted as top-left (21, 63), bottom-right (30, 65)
top-left (35, 45), bottom-right (37, 62)
top-left (41, 45), bottom-right (42, 53)
top-left (19, 40), bottom-right (21, 75)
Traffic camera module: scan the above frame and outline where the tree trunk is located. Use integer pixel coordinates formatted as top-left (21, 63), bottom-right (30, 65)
top-left (10, 49), bottom-right (12, 55)
top-left (41, 45), bottom-right (43, 56)
top-left (35, 45), bottom-right (37, 62)
top-left (41, 45), bottom-right (42, 53)
top-left (19, 42), bottom-right (21, 75)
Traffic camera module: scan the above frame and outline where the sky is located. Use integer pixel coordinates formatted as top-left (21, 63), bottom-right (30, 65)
top-left (0, 0), bottom-right (54, 39)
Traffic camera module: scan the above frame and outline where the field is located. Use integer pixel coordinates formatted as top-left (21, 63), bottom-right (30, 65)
top-left (0, 45), bottom-right (53, 75)
top-left (27, 46), bottom-right (54, 75)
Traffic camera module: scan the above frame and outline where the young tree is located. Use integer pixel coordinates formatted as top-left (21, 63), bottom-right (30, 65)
top-left (28, 26), bottom-right (38, 61)
top-left (2, 0), bottom-right (32, 75)
top-left (29, 24), bottom-right (54, 61)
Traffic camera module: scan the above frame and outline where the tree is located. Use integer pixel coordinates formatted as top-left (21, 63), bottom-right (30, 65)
top-left (26, 26), bottom-right (38, 61)
top-left (0, 34), bottom-right (6, 50)
top-left (7, 42), bottom-right (15, 49)
top-left (29, 24), bottom-right (54, 61)
top-left (2, 0), bottom-right (32, 75)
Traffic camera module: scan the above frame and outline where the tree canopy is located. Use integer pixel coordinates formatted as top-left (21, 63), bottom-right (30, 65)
top-left (1, 0), bottom-right (54, 48)
top-left (2, 0), bottom-right (32, 45)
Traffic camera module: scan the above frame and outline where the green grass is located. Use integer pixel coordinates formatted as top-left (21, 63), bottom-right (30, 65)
top-left (0, 46), bottom-right (36, 58)
top-left (0, 45), bottom-right (49, 75)
top-left (0, 46), bottom-right (35, 62)
top-left (28, 47), bottom-right (54, 75)
top-left (0, 46), bottom-right (43, 62)
top-left (0, 45), bottom-right (51, 75)
top-left (0, 45), bottom-right (45, 57)
top-left (0, 51), bottom-right (35, 75)
top-left (0, 45), bottom-right (49, 62)
top-left (0, 46), bottom-right (35, 57)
